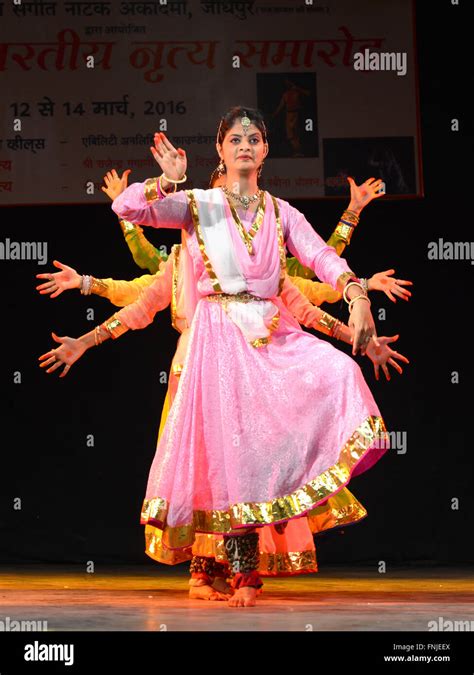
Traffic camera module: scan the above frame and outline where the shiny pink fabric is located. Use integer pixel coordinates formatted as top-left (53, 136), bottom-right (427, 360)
top-left (111, 184), bottom-right (388, 542)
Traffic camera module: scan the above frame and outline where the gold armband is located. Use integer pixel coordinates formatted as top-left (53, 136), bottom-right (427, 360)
top-left (144, 176), bottom-right (160, 203)
top-left (334, 222), bottom-right (355, 244)
top-left (336, 270), bottom-right (358, 293)
top-left (103, 314), bottom-right (129, 339)
top-left (317, 312), bottom-right (344, 340)
top-left (90, 277), bottom-right (109, 296)
top-left (119, 219), bottom-right (137, 234)
top-left (317, 312), bottom-right (337, 336)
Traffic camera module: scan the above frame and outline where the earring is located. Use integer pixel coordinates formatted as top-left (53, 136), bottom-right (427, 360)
top-left (217, 159), bottom-right (226, 176)
top-left (257, 160), bottom-right (265, 178)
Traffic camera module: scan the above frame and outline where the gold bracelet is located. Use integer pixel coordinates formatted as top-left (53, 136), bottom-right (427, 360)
top-left (317, 312), bottom-right (338, 336)
top-left (343, 281), bottom-right (366, 304)
top-left (90, 277), bottom-right (109, 296)
top-left (103, 314), bottom-right (128, 339)
top-left (341, 209), bottom-right (360, 225)
top-left (348, 295), bottom-right (371, 312)
top-left (336, 271), bottom-right (357, 294)
top-left (158, 173), bottom-right (177, 196)
top-left (162, 172), bottom-right (187, 184)
top-left (334, 222), bottom-right (355, 244)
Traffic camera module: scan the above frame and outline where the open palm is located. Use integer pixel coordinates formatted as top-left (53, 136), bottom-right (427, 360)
top-left (150, 132), bottom-right (187, 181)
top-left (348, 176), bottom-right (385, 210)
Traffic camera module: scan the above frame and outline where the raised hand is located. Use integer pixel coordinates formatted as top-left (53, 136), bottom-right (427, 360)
top-left (150, 132), bottom-right (187, 181)
top-left (366, 334), bottom-right (409, 381)
top-left (347, 176), bottom-right (385, 211)
top-left (369, 269), bottom-right (413, 302)
top-left (101, 169), bottom-right (132, 201)
top-left (36, 260), bottom-right (81, 298)
top-left (38, 332), bottom-right (87, 378)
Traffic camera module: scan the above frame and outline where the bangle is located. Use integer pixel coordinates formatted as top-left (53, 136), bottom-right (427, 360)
top-left (341, 209), bottom-right (359, 226)
top-left (336, 271), bottom-right (358, 293)
top-left (348, 295), bottom-right (371, 312)
top-left (359, 278), bottom-right (369, 293)
top-left (94, 325), bottom-right (104, 346)
top-left (159, 173), bottom-right (178, 196)
top-left (162, 172), bottom-right (187, 184)
top-left (343, 281), bottom-right (366, 304)
top-left (332, 319), bottom-right (343, 340)
top-left (80, 274), bottom-right (92, 295)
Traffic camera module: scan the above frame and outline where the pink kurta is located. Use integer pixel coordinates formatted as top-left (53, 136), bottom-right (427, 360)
top-left (112, 184), bottom-right (389, 559)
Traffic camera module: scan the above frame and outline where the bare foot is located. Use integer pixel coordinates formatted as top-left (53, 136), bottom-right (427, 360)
top-left (189, 583), bottom-right (231, 601)
top-left (228, 586), bottom-right (258, 607)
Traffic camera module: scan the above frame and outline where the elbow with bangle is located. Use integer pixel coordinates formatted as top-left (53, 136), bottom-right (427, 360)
top-left (334, 208), bottom-right (360, 245)
top-left (144, 173), bottom-right (188, 203)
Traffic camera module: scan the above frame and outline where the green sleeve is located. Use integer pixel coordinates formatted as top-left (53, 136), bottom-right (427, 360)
top-left (326, 230), bottom-right (348, 258)
top-left (119, 218), bottom-right (168, 274)
top-left (286, 225), bottom-right (351, 279)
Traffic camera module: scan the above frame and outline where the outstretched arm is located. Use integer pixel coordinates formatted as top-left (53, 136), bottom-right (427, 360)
top-left (36, 257), bottom-right (171, 307)
top-left (38, 255), bottom-right (174, 377)
top-left (281, 199), bottom-right (379, 355)
top-left (281, 276), bottom-right (408, 380)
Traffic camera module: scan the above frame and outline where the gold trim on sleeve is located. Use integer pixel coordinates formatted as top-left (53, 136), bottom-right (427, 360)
top-left (119, 219), bottom-right (137, 234)
top-left (103, 313), bottom-right (129, 339)
top-left (334, 222), bottom-right (354, 244)
top-left (90, 277), bottom-right (109, 296)
top-left (336, 270), bottom-right (357, 293)
top-left (144, 177), bottom-right (160, 203)
top-left (317, 312), bottom-right (338, 336)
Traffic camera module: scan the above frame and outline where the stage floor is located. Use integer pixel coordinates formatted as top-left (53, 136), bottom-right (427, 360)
top-left (1, 565), bottom-right (473, 631)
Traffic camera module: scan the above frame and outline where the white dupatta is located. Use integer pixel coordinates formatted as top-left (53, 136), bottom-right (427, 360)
top-left (187, 188), bottom-right (280, 346)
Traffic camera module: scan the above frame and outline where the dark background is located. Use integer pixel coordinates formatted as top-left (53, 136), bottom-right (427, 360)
top-left (1, 1), bottom-right (472, 569)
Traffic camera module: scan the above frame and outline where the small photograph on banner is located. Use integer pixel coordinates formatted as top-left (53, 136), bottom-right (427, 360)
top-left (323, 136), bottom-right (417, 197)
top-left (257, 72), bottom-right (319, 159)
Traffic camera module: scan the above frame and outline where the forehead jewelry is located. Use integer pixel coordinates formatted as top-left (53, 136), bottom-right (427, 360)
top-left (240, 110), bottom-right (251, 135)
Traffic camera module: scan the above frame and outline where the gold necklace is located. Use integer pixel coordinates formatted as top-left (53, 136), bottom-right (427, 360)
top-left (223, 190), bottom-right (266, 256)
top-left (221, 185), bottom-right (261, 210)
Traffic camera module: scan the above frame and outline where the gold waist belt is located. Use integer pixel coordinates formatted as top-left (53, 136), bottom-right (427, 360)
top-left (204, 292), bottom-right (269, 306)
top-left (203, 292), bottom-right (279, 348)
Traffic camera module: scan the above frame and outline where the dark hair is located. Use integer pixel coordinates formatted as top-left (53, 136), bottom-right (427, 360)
top-left (209, 106), bottom-right (268, 187)
top-left (216, 105), bottom-right (268, 146)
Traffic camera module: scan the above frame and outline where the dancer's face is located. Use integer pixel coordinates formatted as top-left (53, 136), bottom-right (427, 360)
top-left (216, 120), bottom-right (268, 177)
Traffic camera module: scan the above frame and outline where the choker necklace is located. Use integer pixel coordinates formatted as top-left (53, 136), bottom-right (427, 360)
top-left (221, 185), bottom-right (261, 210)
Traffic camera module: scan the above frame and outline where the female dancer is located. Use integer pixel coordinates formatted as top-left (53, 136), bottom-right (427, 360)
top-left (37, 159), bottom-right (410, 598)
top-left (39, 106), bottom-right (401, 607)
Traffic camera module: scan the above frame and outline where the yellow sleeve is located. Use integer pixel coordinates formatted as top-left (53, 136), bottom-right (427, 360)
top-left (289, 275), bottom-right (342, 307)
top-left (91, 259), bottom-right (168, 307)
top-left (280, 275), bottom-right (342, 337)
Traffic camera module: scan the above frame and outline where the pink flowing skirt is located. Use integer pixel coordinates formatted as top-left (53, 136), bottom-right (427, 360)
top-left (141, 295), bottom-right (389, 553)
